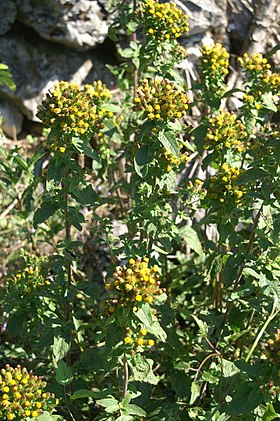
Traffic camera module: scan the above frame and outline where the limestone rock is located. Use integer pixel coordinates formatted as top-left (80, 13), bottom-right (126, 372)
top-left (0, 0), bottom-right (17, 35)
top-left (15, 0), bottom-right (112, 51)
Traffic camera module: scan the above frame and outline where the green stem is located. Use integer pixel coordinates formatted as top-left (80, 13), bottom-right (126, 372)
top-left (122, 357), bottom-right (129, 399)
top-left (245, 299), bottom-right (279, 362)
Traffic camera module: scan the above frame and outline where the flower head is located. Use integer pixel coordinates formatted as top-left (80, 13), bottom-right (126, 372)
top-left (238, 52), bottom-right (279, 112)
top-left (134, 78), bottom-right (189, 122)
top-left (37, 80), bottom-right (113, 152)
top-left (204, 111), bottom-right (247, 154)
top-left (123, 326), bottom-right (156, 350)
top-left (205, 164), bottom-right (246, 207)
top-left (103, 257), bottom-right (165, 313)
top-left (141, 0), bottom-right (189, 41)
top-left (238, 52), bottom-right (271, 77)
top-left (0, 365), bottom-right (58, 420)
top-left (200, 43), bottom-right (230, 97)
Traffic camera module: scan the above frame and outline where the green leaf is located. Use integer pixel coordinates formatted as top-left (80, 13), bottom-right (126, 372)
top-left (71, 185), bottom-right (98, 206)
top-left (96, 397), bottom-right (119, 413)
top-left (262, 92), bottom-right (277, 112)
top-left (179, 225), bottom-right (202, 255)
top-left (33, 201), bottom-right (59, 227)
top-left (134, 303), bottom-right (153, 327)
top-left (236, 167), bottom-right (267, 184)
top-left (108, 26), bottom-right (118, 42)
top-left (36, 412), bottom-right (63, 421)
top-left (55, 360), bottom-right (73, 385)
top-left (71, 389), bottom-right (101, 399)
top-left (52, 336), bottom-right (71, 363)
top-left (221, 359), bottom-right (240, 378)
top-left (192, 124), bottom-right (207, 154)
top-left (170, 371), bottom-right (191, 401)
top-left (262, 403), bottom-right (280, 421)
top-left (225, 382), bottom-right (264, 416)
top-left (126, 21), bottom-right (139, 33)
top-left (146, 320), bottom-right (167, 342)
top-left (126, 404), bottom-right (147, 417)
top-left (130, 355), bottom-right (159, 385)
top-left (133, 145), bottom-right (153, 177)
top-left (158, 131), bottom-right (180, 156)
top-left (71, 388), bottom-right (113, 400)
top-left (189, 382), bottom-right (200, 405)
top-left (72, 138), bottom-right (102, 166)
top-left (102, 103), bottom-right (122, 113)
top-left (191, 314), bottom-right (208, 337)
top-left (13, 156), bottom-right (29, 171)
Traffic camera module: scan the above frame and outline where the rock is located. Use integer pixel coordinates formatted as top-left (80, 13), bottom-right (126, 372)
top-left (0, 30), bottom-right (115, 120)
top-left (179, 0), bottom-right (227, 37)
top-left (228, 0), bottom-right (256, 41)
top-left (0, 102), bottom-right (23, 138)
top-left (0, 0), bottom-right (17, 36)
top-left (15, 0), bottom-right (112, 51)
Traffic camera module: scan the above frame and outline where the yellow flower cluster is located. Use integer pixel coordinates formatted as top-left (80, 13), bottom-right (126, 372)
top-left (84, 80), bottom-right (112, 102)
top-left (104, 257), bottom-right (165, 313)
top-left (206, 163), bottom-right (246, 205)
top-left (124, 327), bottom-right (155, 349)
top-left (262, 72), bottom-right (280, 95)
top-left (201, 43), bottom-right (229, 75)
top-left (238, 53), bottom-right (271, 76)
top-left (134, 79), bottom-right (189, 122)
top-left (200, 43), bottom-right (229, 95)
top-left (0, 365), bottom-right (58, 420)
top-left (9, 265), bottom-right (51, 294)
top-left (37, 80), bottom-right (113, 151)
top-left (238, 53), bottom-right (279, 110)
top-left (141, 0), bottom-right (189, 40)
top-left (264, 329), bottom-right (280, 364)
top-left (160, 146), bottom-right (189, 172)
top-left (205, 112), bottom-right (247, 153)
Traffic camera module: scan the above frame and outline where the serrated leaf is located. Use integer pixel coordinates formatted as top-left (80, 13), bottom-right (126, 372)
top-left (179, 225), bottom-right (202, 255)
top-left (52, 336), bottom-right (71, 363)
top-left (55, 360), bottom-right (73, 385)
top-left (158, 131), bottom-right (180, 156)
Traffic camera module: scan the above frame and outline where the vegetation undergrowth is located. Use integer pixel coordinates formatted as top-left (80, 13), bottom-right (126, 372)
top-left (0, 0), bottom-right (280, 420)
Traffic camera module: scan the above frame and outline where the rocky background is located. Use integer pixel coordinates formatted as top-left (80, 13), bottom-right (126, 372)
top-left (0, 0), bottom-right (279, 139)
